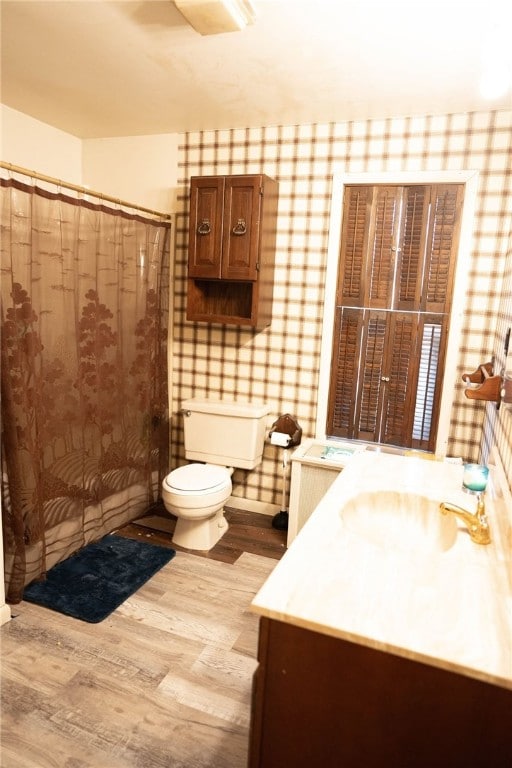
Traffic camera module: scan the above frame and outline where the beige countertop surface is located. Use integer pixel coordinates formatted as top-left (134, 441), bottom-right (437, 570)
top-left (251, 451), bottom-right (512, 690)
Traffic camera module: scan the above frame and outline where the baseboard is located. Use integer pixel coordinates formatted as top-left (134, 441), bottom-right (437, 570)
top-left (0, 602), bottom-right (11, 626)
top-left (227, 495), bottom-right (280, 517)
top-left (132, 498), bottom-right (280, 536)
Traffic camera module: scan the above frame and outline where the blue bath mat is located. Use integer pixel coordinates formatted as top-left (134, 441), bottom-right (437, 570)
top-left (23, 534), bottom-right (176, 623)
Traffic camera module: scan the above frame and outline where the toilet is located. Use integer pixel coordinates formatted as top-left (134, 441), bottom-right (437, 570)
top-left (162, 398), bottom-right (270, 551)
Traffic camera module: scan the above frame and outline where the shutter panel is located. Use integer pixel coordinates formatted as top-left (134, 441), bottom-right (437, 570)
top-left (368, 187), bottom-right (400, 308)
top-left (396, 186), bottom-right (429, 310)
top-left (423, 185), bottom-right (463, 313)
top-left (381, 312), bottom-right (418, 447)
top-left (337, 186), bottom-right (372, 306)
top-left (327, 308), bottom-right (363, 437)
top-left (355, 310), bottom-right (387, 441)
top-left (337, 186), bottom-right (401, 308)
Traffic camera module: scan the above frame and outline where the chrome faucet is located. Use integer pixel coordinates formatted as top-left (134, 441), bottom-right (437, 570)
top-left (439, 494), bottom-right (491, 545)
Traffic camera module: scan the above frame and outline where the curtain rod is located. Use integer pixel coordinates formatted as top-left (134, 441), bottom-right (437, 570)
top-left (0, 160), bottom-right (171, 220)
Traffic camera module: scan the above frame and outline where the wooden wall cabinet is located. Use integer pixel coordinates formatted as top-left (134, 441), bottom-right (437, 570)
top-left (248, 617), bottom-right (512, 768)
top-left (186, 174), bottom-right (278, 327)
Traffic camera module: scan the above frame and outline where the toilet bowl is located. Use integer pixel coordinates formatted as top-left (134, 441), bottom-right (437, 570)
top-left (162, 463), bottom-right (233, 550)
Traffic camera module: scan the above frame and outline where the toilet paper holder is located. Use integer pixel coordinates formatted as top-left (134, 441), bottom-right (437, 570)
top-left (269, 414), bottom-right (302, 448)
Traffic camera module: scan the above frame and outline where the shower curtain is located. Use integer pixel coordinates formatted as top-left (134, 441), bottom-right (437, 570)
top-left (0, 176), bottom-right (171, 603)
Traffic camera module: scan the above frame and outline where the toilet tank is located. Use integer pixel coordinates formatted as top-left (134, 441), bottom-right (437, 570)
top-left (182, 398), bottom-right (271, 470)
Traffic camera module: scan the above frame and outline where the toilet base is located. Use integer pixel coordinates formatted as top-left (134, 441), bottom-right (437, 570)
top-left (172, 509), bottom-right (229, 551)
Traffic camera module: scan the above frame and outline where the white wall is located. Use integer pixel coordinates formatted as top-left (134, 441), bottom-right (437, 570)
top-left (0, 104), bottom-right (82, 182)
top-left (82, 134), bottom-right (179, 214)
top-left (0, 105), bottom-right (180, 214)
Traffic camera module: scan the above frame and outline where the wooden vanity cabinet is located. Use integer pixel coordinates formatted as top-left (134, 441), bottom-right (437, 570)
top-left (248, 617), bottom-right (512, 768)
top-left (186, 174), bottom-right (278, 327)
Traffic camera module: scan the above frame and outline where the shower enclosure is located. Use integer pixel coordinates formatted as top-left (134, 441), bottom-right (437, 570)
top-left (0, 170), bottom-right (171, 603)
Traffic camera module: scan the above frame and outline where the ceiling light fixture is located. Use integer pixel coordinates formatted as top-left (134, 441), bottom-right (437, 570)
top-left (174, 0), bottom-right (257, 36)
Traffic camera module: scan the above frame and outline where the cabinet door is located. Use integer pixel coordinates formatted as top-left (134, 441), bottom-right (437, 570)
top-left (188, 176), bottom-right (224, 278)
top-left (249, 618), bottom-right (512, 768)
top-left (222, 176), bottom-right (261, 280)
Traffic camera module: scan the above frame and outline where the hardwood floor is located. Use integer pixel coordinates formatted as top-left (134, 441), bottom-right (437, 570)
top-left (121, 503), bottom-right (287, 564)
top-left (0, 508), bottom-right (286, 768)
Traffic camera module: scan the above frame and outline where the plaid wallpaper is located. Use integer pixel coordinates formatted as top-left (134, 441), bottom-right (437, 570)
top-left (484, 223), bottom-right (512, 484)
top-left (171, 110), bottom-right (512, 506)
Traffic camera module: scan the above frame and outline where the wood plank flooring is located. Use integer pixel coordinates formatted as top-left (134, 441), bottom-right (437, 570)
top-left (0, 508), bottom-right (287, 768)
top-left (122, 503), bottom-right (287, 564)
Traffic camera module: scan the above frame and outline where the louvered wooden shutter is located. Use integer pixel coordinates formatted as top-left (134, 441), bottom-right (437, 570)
top-left (396, 186), bottom-right (429, 310)
top-left (338, 186), bottom-right (401, 308)
top-left (368, 187), bottom-right (401, 308)
top-left (327, 183), bottom-right (463, 451)
top-left (337, 186), bottom-right (372, 306)
top-left (327, 308), bottom-right (363, 437)
top-left (423, 185), bottom-right (463, 313)
top-left (353, 311), bottom-right (419, 447)
top-left (380, 312), bottom-right (418, 447)
top-left (354, 310), bottom-right (387, 441)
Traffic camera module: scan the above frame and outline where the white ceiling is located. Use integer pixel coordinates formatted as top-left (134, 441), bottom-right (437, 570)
top-left (1, 0), bottom-right (511, 139)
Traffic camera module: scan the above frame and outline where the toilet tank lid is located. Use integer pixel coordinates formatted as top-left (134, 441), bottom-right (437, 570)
top-left (182, 398), bottom-right (270, 418)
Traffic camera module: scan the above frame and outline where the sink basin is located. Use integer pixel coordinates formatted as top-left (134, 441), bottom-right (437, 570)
top-left (340, 490), bottom-right (458, 553)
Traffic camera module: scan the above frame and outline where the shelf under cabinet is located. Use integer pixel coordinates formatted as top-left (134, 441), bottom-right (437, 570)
top-left (186, 278), bottom-right (257, 326)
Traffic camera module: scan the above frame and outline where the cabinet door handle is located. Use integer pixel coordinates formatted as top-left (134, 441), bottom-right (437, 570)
top-left (197, 219), bottom-right (211, 235)
top-left (381, 376), bottom-right (390, 382)
top-left (232, 218), bottom-right (247, 236)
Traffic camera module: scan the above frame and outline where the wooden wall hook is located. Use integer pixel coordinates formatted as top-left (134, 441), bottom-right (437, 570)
top-left (462, 361), bottom-right (501, 403)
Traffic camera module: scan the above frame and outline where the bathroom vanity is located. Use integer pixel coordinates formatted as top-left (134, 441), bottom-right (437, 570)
top-left (248, 452), bottom-right (512, 767)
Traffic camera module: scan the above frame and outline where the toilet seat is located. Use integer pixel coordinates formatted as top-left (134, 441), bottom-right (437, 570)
top-left (164, 463), bottom-right (231, 495)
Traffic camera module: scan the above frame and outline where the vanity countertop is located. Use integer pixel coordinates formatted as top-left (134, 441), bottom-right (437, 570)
top-left (251, 451), bottom-right (512, 689)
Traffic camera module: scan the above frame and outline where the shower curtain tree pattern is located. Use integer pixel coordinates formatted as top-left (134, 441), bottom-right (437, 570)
top-left (1, 177), bottom-right (171, 602)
